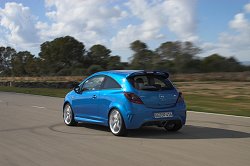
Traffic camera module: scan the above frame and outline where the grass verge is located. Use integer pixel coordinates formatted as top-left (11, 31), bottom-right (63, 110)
top-left (185, 94), bottom-right (250, 117)
top-left (0, 86), bottom-right (70, 98)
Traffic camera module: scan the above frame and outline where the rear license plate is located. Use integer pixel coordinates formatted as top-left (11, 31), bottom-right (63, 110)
top-left (154, 112), bottom-right (173, 118)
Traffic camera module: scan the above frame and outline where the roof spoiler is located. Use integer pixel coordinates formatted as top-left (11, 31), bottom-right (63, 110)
top-left (127, 70), bottom-right (169, 78)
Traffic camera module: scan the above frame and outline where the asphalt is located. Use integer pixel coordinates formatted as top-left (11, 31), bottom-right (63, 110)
top-left (0, 92), bottom-right (249, 166)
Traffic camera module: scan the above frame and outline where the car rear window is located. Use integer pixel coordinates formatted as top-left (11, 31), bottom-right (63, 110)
top-left (128, 75), bottom-right (174, 91)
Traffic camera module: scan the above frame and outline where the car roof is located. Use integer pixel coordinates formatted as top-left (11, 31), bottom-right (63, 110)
top-left (95, 70), bottom-right (144, 78)
top-left (95, 70), bottom-right (169, 79)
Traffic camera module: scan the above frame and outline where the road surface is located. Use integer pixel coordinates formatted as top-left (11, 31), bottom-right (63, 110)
top-left (0, 92), bottom-right (249, 166)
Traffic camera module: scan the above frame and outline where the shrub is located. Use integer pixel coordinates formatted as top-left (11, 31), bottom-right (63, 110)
top-left (87, 65), bottom-right (103, 74)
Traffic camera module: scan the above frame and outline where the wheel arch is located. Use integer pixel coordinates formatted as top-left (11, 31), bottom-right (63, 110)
top-left (63, 101), bottom-right (70, 110)
top-left (107, 105), bottom-right (128, 128)
top-left (63, 101), bottom-right (75, 115)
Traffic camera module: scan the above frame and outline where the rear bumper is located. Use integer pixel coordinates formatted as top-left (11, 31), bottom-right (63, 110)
top-left (123, 103), bottom-right (186, 129)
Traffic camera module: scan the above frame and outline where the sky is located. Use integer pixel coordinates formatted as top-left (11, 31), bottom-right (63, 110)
top-left (0, 0), bottom-right (250, 62)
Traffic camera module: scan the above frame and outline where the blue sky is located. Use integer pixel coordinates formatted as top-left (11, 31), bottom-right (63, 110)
top-left (0, 0), bottom-right (250, 62)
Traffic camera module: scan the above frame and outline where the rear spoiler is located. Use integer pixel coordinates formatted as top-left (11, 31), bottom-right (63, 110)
top-left (127, 70), bottom-right (169, 78)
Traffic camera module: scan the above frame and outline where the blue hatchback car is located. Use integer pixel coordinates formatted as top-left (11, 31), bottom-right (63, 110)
top-left (63, 70), bottom-right (186, 136)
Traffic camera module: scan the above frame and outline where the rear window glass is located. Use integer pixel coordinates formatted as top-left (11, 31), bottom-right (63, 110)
top-left (128, 75), bottom-right (174, 91)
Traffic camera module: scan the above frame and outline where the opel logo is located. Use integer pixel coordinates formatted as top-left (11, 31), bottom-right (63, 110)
top-left (159, 94), bottom-right (165, 101)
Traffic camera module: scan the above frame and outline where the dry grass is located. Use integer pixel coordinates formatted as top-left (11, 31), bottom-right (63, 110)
top-left (175, 82), bottom-right (250, 97)
top-left (170, 72), bottom-right (250, 82)
top-left (1, 72), bottom-right (250, 82)
top-left (175, 81), bottom-right (250, 116)
top-left (0, 76), bottom-right (84, 82)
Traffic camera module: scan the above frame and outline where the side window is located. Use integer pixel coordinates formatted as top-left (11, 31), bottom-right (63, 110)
top-left (81, 76), bottom-right (105, 91)
top-left (102, 76), bottom-right (121, 89)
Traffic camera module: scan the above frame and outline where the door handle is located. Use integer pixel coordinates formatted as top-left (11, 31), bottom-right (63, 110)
top-left (92, 95), bottom-right (97, 99)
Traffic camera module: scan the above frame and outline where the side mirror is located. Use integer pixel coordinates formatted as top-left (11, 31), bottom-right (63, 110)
top-left (74, 85), bottom-right (82, 94)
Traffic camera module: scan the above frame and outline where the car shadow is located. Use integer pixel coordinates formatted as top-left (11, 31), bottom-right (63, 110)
top-left (127, 125), bottom-right (250, 139)
top-left (76, 123), bottom-right (250, 139)
top-left (76, 123), bottom-right (110, 132)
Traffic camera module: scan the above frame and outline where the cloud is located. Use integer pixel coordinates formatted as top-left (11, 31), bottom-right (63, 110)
top-left (229, 13), bottom-right (250, 31)
top-left (37, 0), bottom-right (127, 46)
top-left (111, 0), bottom-right (198, 50)
top-left (0, 0), bottom-right (198, 60)
top-left (1, 0), bottom-right (248, 62)
top-left (200, 4), bottom-right (250, 61)
top-left (219, 13), bottom-right (250, 59)
top-left (244, 3), bottom-right (250, 13)
top-left (0, 2), bottom-right (39, 51)
top-left (163, 0), bottom-right (198, 41)
top-left (111, 0), bottom-right (165, 49)
top-left (0, 1), bottom-right (128, 54)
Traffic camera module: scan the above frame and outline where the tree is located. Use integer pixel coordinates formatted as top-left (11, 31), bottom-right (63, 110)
top-left (154, 41), bottom-right (201, 73)
top-left (39, 36), bottom-right (85, 75)
top-left (130, 40), bottom-right (147, 52)
top-left (226, 57), bottom-right (244, 72)
top-left (129, 40), bottom-right (155, 70)
top-left (201, 54), bottom-right (244, 72)
top-left (155, 41), bottom-right (181, 61)
top-left (0, 46), bottom-right (16, 76)
top-left (87, 44), bottom-right (111, 69)
top-left (154, 41), bottom-right (181, 72)
top-left (11, 51), bottom-right (39, 76)
top-left (107, 56), bottom-right (124, 70)
top-left (87, 65), bottom-right (103, 74)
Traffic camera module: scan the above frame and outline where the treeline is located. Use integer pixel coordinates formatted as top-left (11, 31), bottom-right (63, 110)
top-left (0, 36), bottom-right (249, 76)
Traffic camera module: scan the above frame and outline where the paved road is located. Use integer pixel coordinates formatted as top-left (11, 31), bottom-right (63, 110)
top-left (0, 92), bottom-right (249, 166)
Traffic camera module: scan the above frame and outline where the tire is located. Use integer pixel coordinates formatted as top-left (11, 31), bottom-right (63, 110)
top-left (164, 120), bottom-right (182, 132)
top-left (63, 103), bottom-right (77, 126)
top-left (109, 109), bottom-right (127, 136)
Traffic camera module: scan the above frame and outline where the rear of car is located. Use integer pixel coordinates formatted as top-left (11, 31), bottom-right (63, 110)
top-left (63, 70), bottom-right (186, 136)
top-left (122, 71), bottom-right (186, 130)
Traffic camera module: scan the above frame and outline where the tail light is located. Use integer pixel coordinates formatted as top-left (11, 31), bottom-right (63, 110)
top-left (124, 92), bottom-right (144, 104)
top-left (177, 92), bottom-right (184, 103)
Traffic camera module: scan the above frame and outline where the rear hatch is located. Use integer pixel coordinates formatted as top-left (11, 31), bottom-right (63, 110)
top-left (127, 71), bottom-right (178, 109)
top-left (138, 90), bottom-right (178, 108)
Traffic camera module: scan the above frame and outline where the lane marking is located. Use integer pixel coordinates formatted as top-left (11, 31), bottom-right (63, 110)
top-left (32, 106), bottom-right (46, 109)
top-left (188, 111), bottom-right (250, 119)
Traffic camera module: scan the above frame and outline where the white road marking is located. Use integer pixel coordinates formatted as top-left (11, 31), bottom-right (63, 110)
top-left (32, 106), bottom-right (46, 109)
top-left (188, 111), bottom-right (250, 119)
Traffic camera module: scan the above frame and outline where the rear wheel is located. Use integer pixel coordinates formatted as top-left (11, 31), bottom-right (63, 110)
top-left (109, 109), bottom-right (127, 136)
top-left (164, 120), bottom-right (182, 132)
top-left (63, 104), bottom-right (77, 126)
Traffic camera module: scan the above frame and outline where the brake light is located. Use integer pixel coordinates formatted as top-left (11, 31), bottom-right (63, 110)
top-left (177, 92), bottom-right (184, 103)
top-left (124, 92), bottom-right (144, 104)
